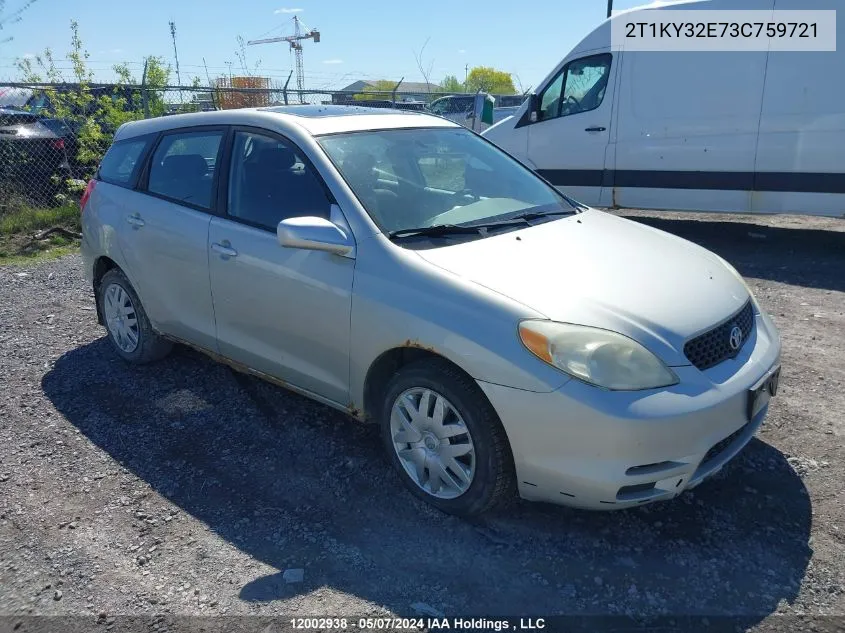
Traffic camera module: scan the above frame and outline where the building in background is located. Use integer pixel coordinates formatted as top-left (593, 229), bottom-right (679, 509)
top-left (332, 80), bottom-right (441, 104)
top-left (216, 76), bottom-right (271, 110)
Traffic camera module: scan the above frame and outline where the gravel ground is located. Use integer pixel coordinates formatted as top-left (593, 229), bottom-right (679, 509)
top-left (0, 209), bottom-right (843, 632)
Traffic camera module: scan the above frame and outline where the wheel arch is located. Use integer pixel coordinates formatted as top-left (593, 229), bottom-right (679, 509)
top-left (92, 256), bottom-right (121, 326)
top-left (362, 345), bottom-right (491, 423)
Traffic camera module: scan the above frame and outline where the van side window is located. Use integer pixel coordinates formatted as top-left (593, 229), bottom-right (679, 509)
top-left (429, 99), bottom-right (448, 115)
top-left (539, 73), bottom-right (564, 121)
top-left (227, 131), bottom-right (331, 231)
top-left (537, 53), bottom-right (612, 122)
top-left (452, 97), bottom-right (473, 114)
top-left (98, 138), bottom-right (148, 187)
top-left (147, 131), bottom-right (223, 210)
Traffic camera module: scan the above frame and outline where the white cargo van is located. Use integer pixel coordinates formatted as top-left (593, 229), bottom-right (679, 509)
top-left (482, 0), bottom-right (845, 217)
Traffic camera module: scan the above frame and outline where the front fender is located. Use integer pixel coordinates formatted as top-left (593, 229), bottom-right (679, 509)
top-left (347, 237), bottom-right (571, 412)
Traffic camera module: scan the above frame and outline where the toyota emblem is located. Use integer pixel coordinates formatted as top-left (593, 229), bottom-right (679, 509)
top-left (728, 325), bottom-right (743, 351)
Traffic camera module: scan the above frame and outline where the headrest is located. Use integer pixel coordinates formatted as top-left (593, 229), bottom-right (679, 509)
top-left (255, 146), bottom-right (297, 170)
top-left (342, 153), bottom-right (377, 181)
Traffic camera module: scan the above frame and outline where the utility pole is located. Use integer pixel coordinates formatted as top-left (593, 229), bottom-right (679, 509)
top-left (169, 21), bottom-right (182, 86)
top-left (607, 0), bottom-right (613, 18)
top-left (465, 63), bottom-right (469, 90)
top-left (203, 57), bottom-right (218, 110)
top-left (225, 61), bottom-right (233, 81)
top-left (141, 58), bottom-right (150, 118)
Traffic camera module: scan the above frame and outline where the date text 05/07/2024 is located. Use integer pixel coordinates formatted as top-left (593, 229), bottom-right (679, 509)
top-left (289, 617), bottom-right (547, 631)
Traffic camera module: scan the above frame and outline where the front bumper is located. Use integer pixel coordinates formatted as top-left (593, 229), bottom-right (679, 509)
top-left (479, 310), bottom-right (781, 510)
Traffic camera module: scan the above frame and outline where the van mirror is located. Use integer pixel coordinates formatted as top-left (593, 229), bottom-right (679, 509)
top-left (277, 216), bottom-right (355, 257)
top-left (529, 93), bottom-right (539, 123)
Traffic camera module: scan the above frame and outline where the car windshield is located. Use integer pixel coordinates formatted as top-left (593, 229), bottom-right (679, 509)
top-left (317, 127), bottom-right (577, 239)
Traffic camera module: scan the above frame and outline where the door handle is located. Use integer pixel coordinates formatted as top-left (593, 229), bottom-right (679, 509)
top-left (585, 126), bottom-right (606, 132)
top-left (211, 241), bottom-right (238, 258)
top-left (125, 214), bottom-right (145, 228)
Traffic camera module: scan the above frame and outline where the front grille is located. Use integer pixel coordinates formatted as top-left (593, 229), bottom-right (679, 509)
top-left (684, 300), bottom-right (754, 370)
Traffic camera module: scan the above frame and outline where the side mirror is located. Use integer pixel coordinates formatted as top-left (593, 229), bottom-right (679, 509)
top-left (277, 216), bottom-right (354, 257)
top-left (529, 93), bottom-right (539, 123)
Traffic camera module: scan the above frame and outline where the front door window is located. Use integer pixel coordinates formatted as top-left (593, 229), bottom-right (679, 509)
top-left (537, 54), bottom-right (612, 122)
top-left (227, 131), bottom-right (331, 231)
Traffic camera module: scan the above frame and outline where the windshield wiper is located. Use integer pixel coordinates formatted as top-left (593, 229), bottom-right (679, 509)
top-left (388, 208), bottom-right (577, 240)
top-left (461, 208), bottom-right (575, 231)
top-left (504, 208), bottom-right (577, 222)
top-left (388, 224), bottom-right (483, 240)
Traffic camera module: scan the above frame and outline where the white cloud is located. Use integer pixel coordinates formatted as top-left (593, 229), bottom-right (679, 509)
top-left (322, 59), bottom-right (343, 64)
top-left (22, 52), bottom-right (35, 59)
top-left (458, 49), bottom-right (466, 54)
top-left (275, 7), bottom-right (303, 13)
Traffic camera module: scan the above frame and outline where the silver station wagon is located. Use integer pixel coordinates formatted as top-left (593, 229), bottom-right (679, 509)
top-left (81, 106), bottom-right (781, 516)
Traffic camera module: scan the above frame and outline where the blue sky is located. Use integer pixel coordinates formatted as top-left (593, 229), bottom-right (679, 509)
top-left (0, 0), bottom-right (645, 90)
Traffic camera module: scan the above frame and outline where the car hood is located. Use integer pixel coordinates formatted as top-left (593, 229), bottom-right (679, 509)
top-left (413, 209), bottom-right (750, 366)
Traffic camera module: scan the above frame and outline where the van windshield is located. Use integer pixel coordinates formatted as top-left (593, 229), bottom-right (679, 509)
top-left (318, 127), bottom-right (578, 241)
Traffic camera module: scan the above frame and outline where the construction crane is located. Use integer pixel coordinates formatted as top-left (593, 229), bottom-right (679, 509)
top-left (248, 16), bottom-right (320, 94)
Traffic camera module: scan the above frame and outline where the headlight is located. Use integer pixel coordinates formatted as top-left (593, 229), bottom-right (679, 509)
top-left (518, 321), bottom-right (679, 391)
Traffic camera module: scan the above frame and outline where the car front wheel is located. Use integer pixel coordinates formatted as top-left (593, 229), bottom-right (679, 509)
top-left (380, 358), bottom-right (515, 516)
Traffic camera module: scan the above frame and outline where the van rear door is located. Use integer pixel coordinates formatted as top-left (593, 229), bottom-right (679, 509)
top-left (525, 52), bottom-right (615, 207)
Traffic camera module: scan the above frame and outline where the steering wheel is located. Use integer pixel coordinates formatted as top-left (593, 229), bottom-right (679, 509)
top-left (561, 95), bottom-right (581, 115)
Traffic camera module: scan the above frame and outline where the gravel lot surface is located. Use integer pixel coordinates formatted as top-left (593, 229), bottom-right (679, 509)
top-left (0, 210), bottom-right (843, 632)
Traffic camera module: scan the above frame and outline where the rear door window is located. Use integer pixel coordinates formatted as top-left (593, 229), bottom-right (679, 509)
top-left (146, 130), bottom-right (223, 210)
top-left (98, 138), bottom-right (149, 187)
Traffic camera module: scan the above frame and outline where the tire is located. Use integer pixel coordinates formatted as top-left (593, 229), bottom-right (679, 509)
top-left (379, 358), bottom-right (516, 516)
top-left (97, 269), bottom-right (172, 364)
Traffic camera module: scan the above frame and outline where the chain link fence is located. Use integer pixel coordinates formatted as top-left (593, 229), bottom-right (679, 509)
top-left (0, 82), bottom-right (526, 213)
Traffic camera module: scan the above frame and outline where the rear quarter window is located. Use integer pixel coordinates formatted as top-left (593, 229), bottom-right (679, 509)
top-left (98, 138), bottom-right (149, 187)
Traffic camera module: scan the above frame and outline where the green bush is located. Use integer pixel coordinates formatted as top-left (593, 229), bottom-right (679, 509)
top-left (17, 21), bottom-right (170, 179)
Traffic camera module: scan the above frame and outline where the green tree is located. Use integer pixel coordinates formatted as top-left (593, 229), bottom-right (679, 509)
top-left (465, 66), bottom-right (516, 95)
top-left (441, 75), bottom-right (463, 93)
top-left (17, 21), bottom-right (171, 188)
top-left (353, 80), bottom-right (398, 101)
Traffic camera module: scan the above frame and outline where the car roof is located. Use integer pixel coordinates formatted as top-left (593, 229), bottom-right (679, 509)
top-left (114, 105), bottom-right (457, 142)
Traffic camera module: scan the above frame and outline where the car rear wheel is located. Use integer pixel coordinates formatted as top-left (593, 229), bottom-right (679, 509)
top-left (97, 269), bottom-right (172, 364)
top-left (380, 358), bottom-right (515, 516)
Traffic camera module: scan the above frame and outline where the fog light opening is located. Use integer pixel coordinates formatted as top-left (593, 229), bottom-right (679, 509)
top-left (617, 482), bottom-right (658, 501)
